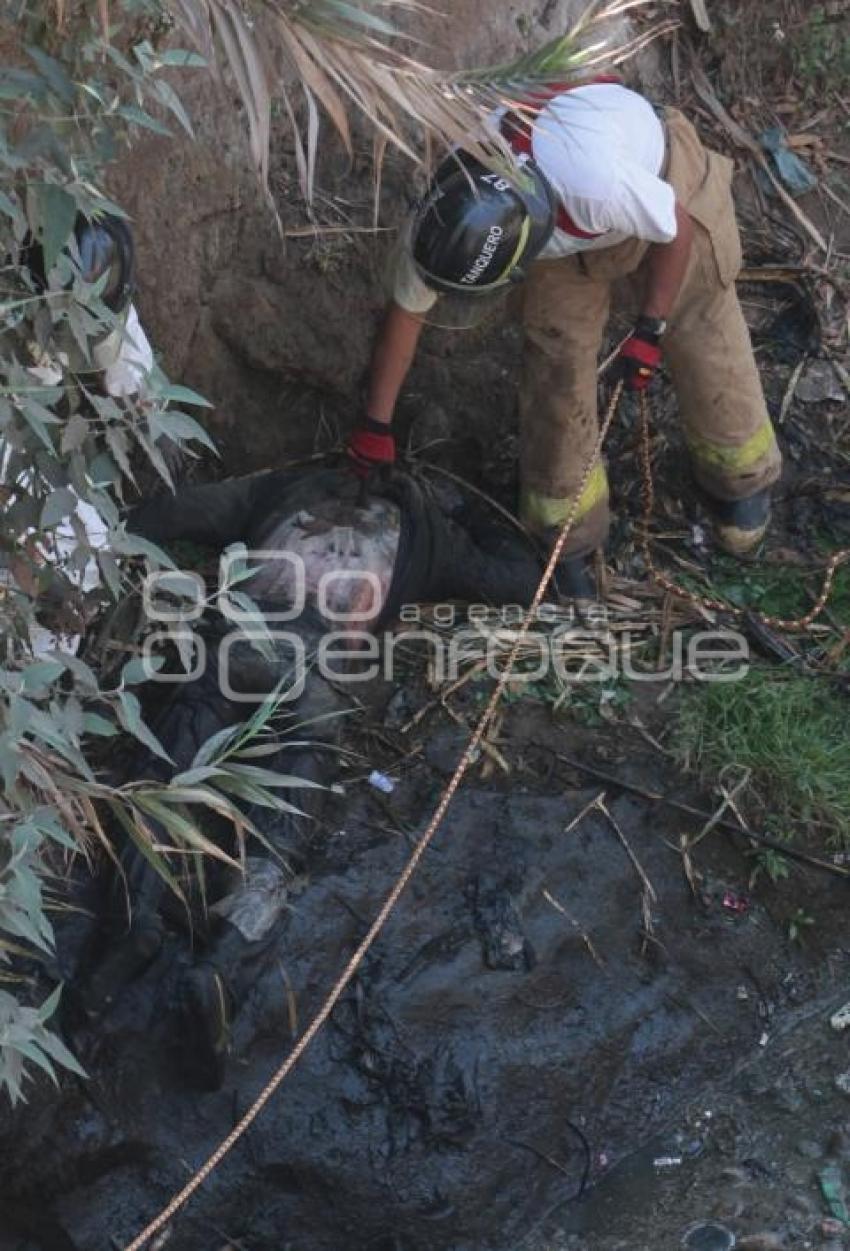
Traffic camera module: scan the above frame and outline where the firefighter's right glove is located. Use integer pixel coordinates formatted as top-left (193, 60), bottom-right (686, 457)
top-left (616, 324), bottom-right (663, 392)
top-left (347, 417), bottom-right (396, 479)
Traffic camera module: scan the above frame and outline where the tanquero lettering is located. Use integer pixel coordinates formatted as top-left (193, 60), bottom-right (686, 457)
top-left (461, 225), bottom-right (504, 285)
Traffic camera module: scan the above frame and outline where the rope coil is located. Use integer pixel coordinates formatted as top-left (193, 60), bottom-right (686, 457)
top-left (637, 392), bottom-right (850, 633)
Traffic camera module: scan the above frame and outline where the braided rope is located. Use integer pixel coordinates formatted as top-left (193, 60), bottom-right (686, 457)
top-left (638, 392), bottom-right (850, 633)
top-left (122, 385), bottom-right (626, 1251)
top-left (125, 381), bottom-right (850, 1250)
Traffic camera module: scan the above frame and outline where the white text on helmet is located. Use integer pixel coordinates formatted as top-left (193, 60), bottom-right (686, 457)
top-left (461, 225), bottom-right (504, 285)
top-left (481, 172), bottom-right (512, 192)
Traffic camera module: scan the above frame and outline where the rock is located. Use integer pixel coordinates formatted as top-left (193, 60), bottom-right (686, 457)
top-left (736, 1235), bottom-right (786, 1251)
top-left (834, 1071), bottom-right (850, 1096)
top-left (796, 360), bottom-right (846, 405)
top-left (820, 1218), bottom-right (847, 1237)
top-left (830, 1002), bottom-right (850, 1032)
top-left (798, 1139), bottom-right (826, 1160)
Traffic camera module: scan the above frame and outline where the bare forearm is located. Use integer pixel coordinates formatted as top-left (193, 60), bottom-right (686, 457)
top-left (642, 202), bottom-right (694, 320)
top-left (366, 301), bottom-right (425, 424)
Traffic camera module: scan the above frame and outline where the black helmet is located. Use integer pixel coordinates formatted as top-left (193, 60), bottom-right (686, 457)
top-left (23, 212), bottom-right (135, 314)
top-left (411, 151), bottom-right (556, 295)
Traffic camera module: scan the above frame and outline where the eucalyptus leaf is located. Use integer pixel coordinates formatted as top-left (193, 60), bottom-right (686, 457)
top-left (28, 183), bottom-right (77, 274)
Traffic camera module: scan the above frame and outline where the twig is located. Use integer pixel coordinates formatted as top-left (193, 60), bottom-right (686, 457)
top-left (564, 792), bottom-right (606, 836)
top-left (400, 658), bottom-right (489, 734)
top-left (505, 1136), bottom-right (575, 1181)
top-left (679, 765), bottom-right (751, 895)
top-left (688, 55), bottom-right (828, 253)
top-left (627, 714), bottom-right (671, 756)
top-left (596, 794), bottom-right (658, 939)
top-left (779, 358), bottom-right (807, 425)
top-left (687, 765), bottom-right (752, 849)
top-left (415, 461), bottom-right (536, 543)
top-left (543, 888), bottom-right (606, 968)
top-left (505, 1116), bottom-right (591, 1201)
top-left (548, 750), bottom-right (850, 880)
top-left (664, 991), bottom-right (722, 1037)
top-left (442, 703), bottom-right (511, 774)
top-left (283, 224), bottom-right (392, 238)
top-left (821, 181), bottom-right (850, 221)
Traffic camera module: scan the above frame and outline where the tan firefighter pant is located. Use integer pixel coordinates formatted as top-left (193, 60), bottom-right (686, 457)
top-left (518, 108), bottom-right (782, 557)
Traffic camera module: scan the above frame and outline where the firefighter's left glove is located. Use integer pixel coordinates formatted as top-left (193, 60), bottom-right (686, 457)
top-left (616, 318), bottom-right (664, 392)
top-left (347, 417), bottom-right (397, 479)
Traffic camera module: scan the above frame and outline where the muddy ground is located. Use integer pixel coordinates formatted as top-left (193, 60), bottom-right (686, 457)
top-left (3, 2), bottom-right (850, 1249)
top-left (1, 685), bottom-right (850, 1251)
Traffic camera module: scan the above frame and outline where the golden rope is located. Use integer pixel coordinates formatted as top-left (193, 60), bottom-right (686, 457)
top-left (122, 384), bottom-right (626, 1251)
top-left (638, 392), bottom-right (850, 633)
top-left (124, 379), bottom-right (850, 1249)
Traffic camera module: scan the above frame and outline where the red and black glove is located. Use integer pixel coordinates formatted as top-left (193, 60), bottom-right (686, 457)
top-left (347, 416), bottom-right (396, 479)
top-left (616, 316), bottom-right (665, 392)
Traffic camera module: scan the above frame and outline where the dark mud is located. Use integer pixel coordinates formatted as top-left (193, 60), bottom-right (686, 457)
top-left (1, 697), bottom-right (847, 1251)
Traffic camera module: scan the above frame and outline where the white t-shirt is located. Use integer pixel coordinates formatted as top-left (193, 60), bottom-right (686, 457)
top-left (393, 83), bottom-right (677, 315)
top-left (4, 303), bottom-right (155, 656)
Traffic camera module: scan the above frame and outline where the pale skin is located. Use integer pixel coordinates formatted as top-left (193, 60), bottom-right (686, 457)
top-left (364, 200), bottom-right (695, 425)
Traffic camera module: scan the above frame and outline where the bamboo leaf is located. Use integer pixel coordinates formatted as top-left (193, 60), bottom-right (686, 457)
top-left (134, 796), bottom-right (240, 867)
top-left (32, 1026), bottom-right (87, 1079)
top-left (116, 691), bottom-right (173, 763)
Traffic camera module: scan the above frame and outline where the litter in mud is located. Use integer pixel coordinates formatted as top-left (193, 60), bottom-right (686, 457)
top-left (368, 770), bottom-right (397, 795)
top-left (722, 891), bottom-right (750, 916)
top-left (681, 1222), bottom-right (736, 1251)
top-left (829, 1003), bottom-right (850, 1032)
top-left (819, 1164), bottom-right (850, 1226)
top-left (758, 126), bottom-right (818, 197)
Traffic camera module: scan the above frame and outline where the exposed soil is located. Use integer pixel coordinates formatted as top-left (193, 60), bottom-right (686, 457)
top-left (2, 3), bottom-right (850, 1250)
top-left (0, 685), bottom-right (849, 1251)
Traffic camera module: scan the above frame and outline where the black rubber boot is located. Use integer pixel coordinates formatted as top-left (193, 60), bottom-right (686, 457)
top-left (538, 526), bottom-right (599, 603)
top-left (552, 552), bottom-right (597, 602)
top-left (705, 488), bottom-right (772, 556)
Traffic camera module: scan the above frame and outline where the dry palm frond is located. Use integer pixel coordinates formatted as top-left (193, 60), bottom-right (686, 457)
top-left (170, 0), bottom-right (678, 204)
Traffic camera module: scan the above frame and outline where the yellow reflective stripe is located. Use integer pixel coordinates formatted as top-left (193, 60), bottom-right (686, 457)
top-left (417, 213), bottom-right (533, 295)
top-left (687, 420), bottom-right (777, 473)
top-left (520, 463), bottom-right (609, 529)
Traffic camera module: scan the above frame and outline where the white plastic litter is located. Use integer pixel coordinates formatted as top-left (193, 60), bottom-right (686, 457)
top-left (830, 1002), bottom-right (850, 1033)
top-left (368, 771), bottom-right (396, 795)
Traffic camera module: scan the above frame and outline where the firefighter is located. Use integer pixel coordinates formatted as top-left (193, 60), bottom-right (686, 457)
top-left (347, 78), bottom-right (781, 597)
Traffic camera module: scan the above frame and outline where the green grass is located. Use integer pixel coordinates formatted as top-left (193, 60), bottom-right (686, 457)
top-left (674, 671), bottom-right (850, 846)
top-left (793, 7), bottom-right (850, 94)
top-left (683, 558), bottom-right (850, 626)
